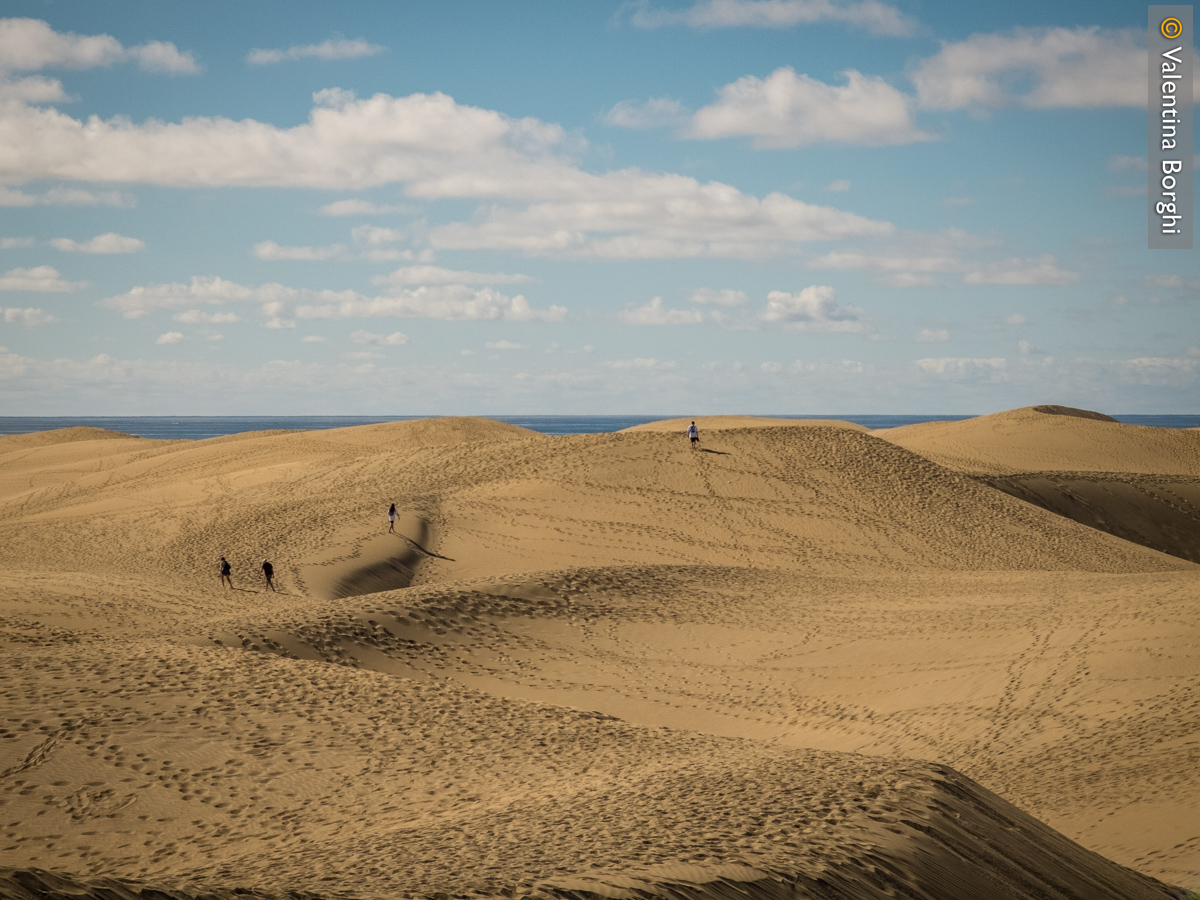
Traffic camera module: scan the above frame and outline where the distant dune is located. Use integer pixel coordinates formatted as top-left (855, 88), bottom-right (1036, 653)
top-left (1, 409), bottom-right (1197, 899)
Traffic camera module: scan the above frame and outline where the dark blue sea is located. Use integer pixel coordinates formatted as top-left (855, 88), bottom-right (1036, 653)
top-left (0, 414), bottom-right (1196, 441)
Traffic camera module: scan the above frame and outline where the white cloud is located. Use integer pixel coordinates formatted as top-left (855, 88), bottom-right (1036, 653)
top-left (1119, 354), bottom-right (1198, 385)
top-left (810, 249), bottom-right (960, 274)
top-left (0, 74), bottom-right (68, 102)
top-left (912, 27), bottom-right (1146, 110)
top-left (915, 357), bottom-right (1007, 380)
top-left (604, 98), bottom-right (688, 130)
top-left (916, 328), bottom-right (949, 342)
top-left (253, 241), bottom-right (347, 261)
top-left (619, 296), bottom-right (705, 325)
top-left (688, 67), bottom-right (930, 148)
top-left (962, 254), bottom-right (1078, 286)
top-left (1107, 155), bottom-right (1147, 173)
top-left (689, 288), bottom-right (747, 306)
top-left (625, 0), bottom-right (917, 36)
top-left (296, 285), bottom-right (566, 322)
top-left (0, 185), bottom-right (133, 207)
top-left (102, 275), bottom-right (566, 324)
top-left (156, 331), bottom-right (183, 344)
top-left (51, 232), bottom-right (144, 254)
top-left (761, 361), bottom-right (782, 373)
top-left (1005, 313), bottom-right (1027, 325)
top-left (825, 179), bottom-right (851, 192)
top-left (0, 265), bottom-right (84, 291)
top-left (0, 18), bottom-right (197, 75)
top-left (375, 265), bottom-right (532, 286)
top-left (351, 329), bottom-right (408, 346)
top-left (761, 285), bottom-right (867, 331)
top-left (246, 38), bottom-right (385, 65)
top-left (101, 276), bottom-right (298, 318)
top-left (607, 357), bottom-right (676, 370)
top-left (0, 86), bottom-right (892, 261)
top-left (351, 225), bottom-right (408, 247)
top-left (128, 41), bottom-right (199, 75)
top-left (430, 176), bottom-right (892, 260)
top-left (2, 306), bottom-right (55, 325)
top-left (174, 310), bottom-right (240, 324)
top-left (320, 198), bottom-right (409, 216)
top-left (486, 340), bottom-right (523, 350)
top-left (1, 237), bottom-right (35, 249)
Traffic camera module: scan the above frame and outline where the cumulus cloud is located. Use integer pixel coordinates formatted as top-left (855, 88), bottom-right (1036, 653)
top-left (486, 340), bottom-right (523, 350)
top-left (319, 198), bottom-right (410, 216)
top-left (352, 225), bottom-right (407, 246)
top-left (0, 74), bottom-right (69, 102)
top-left (2, 306), bottom-right (55, 325)
top-left (0, 87), bottom-right (892, 261)
top-left (826, 179), bottom-right (851, 192)
top-left (916, 328), bottom-right (949, 342)
top-left (962, 255), bottom-right (1078, 286)
top-left (253, 241), bottom-right (347, 261)
top-left (689, 288), bottom-right (747, 306)
top-left (912, 27), bottom-right (1147, 110)
top-left (0, 238), bottom-right (36, 249)
top-left (0, 185), bottom-right (133, 207)
top-left (375, 265), bottom-right (532, 286)
top-left (915, 357), bottom-right (1007, 380)
top-left (624, 0), bottom-right (916, 36)
top-left (51, 232), bottom-right (144, 254)
top-left (619, 296), bottom-right (705, 325)
top-left (0, 18), bottom-right (198, 75)
top-left (760, 285), bottom-right (868, 331)
top-left (246, 38), bottom-right (385, 65)
top-left (351, 329), bottom-right (408, 345)
top-left (174, 310), bottom-right (240, 324)
top-left (688, 67), bottom-right (930, 147)
top-left (1006, 313), bottom-right (1027, 325)
top-left (761, 361), bottom-right (782, 373)
top-left (0, 265), bottom-right (84, 291)
top-left (296, 285), bottom-right (566, 322)
top-left (607, 357), bottom-right (676, 370)
top-left (1119, 353), bottom-right (1198, 385)
top-left (101, 275), bottom-right (566, 325)
top-left (603, 98), bottom-right (688, 130)
top-left (156, 331), bottom-right (183, 344)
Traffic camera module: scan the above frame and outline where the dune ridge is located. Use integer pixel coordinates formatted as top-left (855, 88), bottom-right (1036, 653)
top-left (1, 410), bottom-right (1198, 898)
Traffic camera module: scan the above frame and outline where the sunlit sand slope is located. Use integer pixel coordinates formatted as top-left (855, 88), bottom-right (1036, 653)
top-left (875, 405), bottom-right (1200, 475)
top-left (1, 415), bottom-right (1196, 898)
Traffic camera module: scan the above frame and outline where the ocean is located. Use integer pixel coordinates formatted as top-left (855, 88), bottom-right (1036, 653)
top-left (0, 414), bottom-right (1196, 441)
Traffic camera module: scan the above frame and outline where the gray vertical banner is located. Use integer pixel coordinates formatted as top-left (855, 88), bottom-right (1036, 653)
top-left (1149, 6), bottom-right (1193, 249)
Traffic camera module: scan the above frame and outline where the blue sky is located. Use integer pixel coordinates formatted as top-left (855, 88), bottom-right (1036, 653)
top-left (0, 0), bottom-right (1195, 415)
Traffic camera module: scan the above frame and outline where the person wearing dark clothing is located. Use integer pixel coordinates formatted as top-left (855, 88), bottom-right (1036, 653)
top-left (219, 557), bottom-right (233, 589)
top-left (261, 560), bottom-right (275, 592)
top-left (388, 503), bottom-right (397, 533)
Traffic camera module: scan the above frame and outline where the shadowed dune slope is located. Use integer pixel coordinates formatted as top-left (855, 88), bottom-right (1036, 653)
top-left (876, 406), bottom-right (1200, 475)
top-left (1, 414), bottom-right (1198, 899)
top-left (981, 472), bottom-right (1200, 564)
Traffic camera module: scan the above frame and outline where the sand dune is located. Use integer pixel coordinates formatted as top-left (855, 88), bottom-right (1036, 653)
top-left (876, 405), bottom-right (1200, 475)
top-left (1, 412), bottom-right (1197, 899)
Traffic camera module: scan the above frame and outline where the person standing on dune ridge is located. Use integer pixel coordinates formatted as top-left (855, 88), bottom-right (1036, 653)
top-left (688, 421), bottom-right (699, 449)
top-left (388, 503), bottom-right (397, 533)
top-left (219, 557), bottom-right (233, 589)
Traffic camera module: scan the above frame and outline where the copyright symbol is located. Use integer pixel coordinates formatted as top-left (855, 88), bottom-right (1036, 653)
top-left (1161, 17), bottom-right (1183, 39)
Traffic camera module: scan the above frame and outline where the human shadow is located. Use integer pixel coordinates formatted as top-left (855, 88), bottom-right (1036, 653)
top-left (394, 532), bottom-right (456, 561)
top-left (699, 448), bottom-right (730, 455)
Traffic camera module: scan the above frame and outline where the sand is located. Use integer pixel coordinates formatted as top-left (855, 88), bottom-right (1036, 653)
top-left (1, 407), bottom-right (1198, 899)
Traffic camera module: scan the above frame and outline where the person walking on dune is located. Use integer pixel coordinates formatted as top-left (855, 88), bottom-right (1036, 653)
top-left (261, 560), bottom-right (276, 592)
top-left (388, 503), bottom-right (397, 533)
top-left (219, 557), bottom-right (233, 590)
top-left (687, 421), bottom-right (699, 449)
